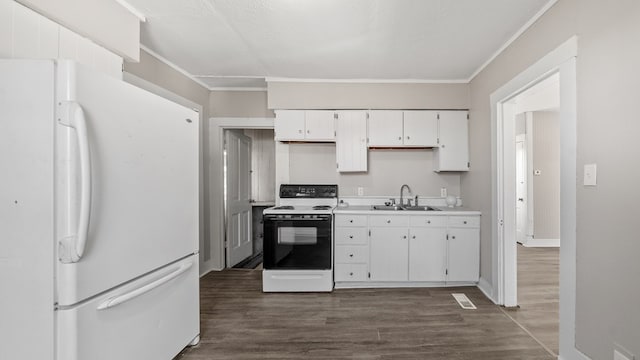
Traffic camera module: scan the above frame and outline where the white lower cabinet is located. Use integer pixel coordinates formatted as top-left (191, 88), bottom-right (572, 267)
top-left (408, 227), bottom-right (447, 282)
top-left (446, 227), bottom-right (480, 282)
top-left (334, 213), bottom-right (480, 287)
top-left (369, 227), bottom-right (409, 281)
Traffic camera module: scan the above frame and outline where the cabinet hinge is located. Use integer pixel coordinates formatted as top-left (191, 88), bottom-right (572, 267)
top-left (446, 234), bottom-right (449, 240)
top-left (334, 113), bottom-right (338, 119)
top-left (437, 137), bottom-right (440, 144)
top-left (368, 272), bottom-right (371, 279)
top-left (366, 112), bottom-right (370, 119)
top-left (467, 162), bottom-right (470, 168)
top-left (336, 163), bottom-right (339, 169)
top-left (437, 114), bottom-right (440, 120)
top-left (446, 269), bottom-right (448, 275)
top-left (467, 113), bottom-right (470, 120)
top-left (369, 229), bottom-right (371, 236)
top-left (334, 130), bottom-right (337, 137)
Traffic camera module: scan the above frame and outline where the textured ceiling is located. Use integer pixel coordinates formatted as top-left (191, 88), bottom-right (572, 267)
top-left (125, 0), bottom-right (553, 89)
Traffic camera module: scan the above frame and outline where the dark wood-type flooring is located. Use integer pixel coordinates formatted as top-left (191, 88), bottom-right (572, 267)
top-left (176, 260), bottom-right (558, 360)
top-left (503, 244), bottom-right (559, 356)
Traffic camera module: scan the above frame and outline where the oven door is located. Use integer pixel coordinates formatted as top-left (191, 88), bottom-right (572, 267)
top-left (263, 214), bottom-right (332, 270)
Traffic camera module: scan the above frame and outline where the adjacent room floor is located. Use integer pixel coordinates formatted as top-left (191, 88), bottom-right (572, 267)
top-left (502, 244), bottom-right (560, 356)
top-left (176, 265), bottom-right (557, 360)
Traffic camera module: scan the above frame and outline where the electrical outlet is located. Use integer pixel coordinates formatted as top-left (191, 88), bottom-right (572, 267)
top-left (357, 187), bottom-right (364, 196)
top-left (440, 188), bottom-right (447, 197)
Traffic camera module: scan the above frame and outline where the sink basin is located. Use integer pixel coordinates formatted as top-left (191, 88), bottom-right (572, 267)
top-left (370, 205), bottom-right (441, 211)
top-left (403, 206), bottom-right (441, 211)
top-left (371, 205), bottom-right (404, 211)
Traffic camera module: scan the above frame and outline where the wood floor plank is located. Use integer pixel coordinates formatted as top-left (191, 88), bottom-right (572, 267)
top-left (175, 267), bottom-right (554, 360)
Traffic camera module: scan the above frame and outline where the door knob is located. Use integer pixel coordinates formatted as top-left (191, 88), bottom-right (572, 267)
top-left (518, 198), bottom-right (524, 202)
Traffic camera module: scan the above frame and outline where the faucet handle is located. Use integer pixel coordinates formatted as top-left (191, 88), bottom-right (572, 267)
top-left (389, 198), bottom-right (396, 205)
top-left (414, 195), bottom-right (419, 206)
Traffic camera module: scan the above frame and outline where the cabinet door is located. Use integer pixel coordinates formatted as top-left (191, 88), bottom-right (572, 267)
top-left (408, 227), bottom-right (447, 281)
top-left (305, 110), bottom-right (335, 141)
top-left (368, 110), bottom-right (403, 147)
top-left (403, 111), bottom-right (439, 147)
top-left (434, 111), bottom-right (469, 171)
top-left (447, 227), bottom-right (479, 282)
top-left (274, 110), bottom-right (305, 141)
top-left (369, 227), bottom-right (409, 281)
top-left (335, 111), bottom-right (368, 172)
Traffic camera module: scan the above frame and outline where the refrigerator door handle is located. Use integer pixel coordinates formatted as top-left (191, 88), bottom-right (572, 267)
top-left (96, 261), bottom-right (194, 310)
top-left (58, 102), bottom-right (92, 263)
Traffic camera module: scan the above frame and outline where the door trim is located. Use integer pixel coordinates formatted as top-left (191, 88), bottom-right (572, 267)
top-left (489, 36), bottom-right (588, 360)
top-left (209, 118), bottom-right (275, 270)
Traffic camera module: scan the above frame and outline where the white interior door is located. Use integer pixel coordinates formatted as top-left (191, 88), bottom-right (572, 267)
top-left (516, 136), bottom-right (527, 244)
top-left (225, 130), bottom-right (252, 267)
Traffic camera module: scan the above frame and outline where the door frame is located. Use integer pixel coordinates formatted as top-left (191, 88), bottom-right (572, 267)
top-left (515, 133), bottom-right (528, 245)
top-left (489, 36), bottom-right (588, 360)
top-left (208, 117), bottom-right (274, 272)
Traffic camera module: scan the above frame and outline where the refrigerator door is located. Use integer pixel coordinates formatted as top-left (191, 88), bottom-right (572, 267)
top-left (55, 60), bottom-right (199, 306)
top-left (0, 59), bottom-right (56, 360)
top-left (57, 255), bottom-right (199, 360)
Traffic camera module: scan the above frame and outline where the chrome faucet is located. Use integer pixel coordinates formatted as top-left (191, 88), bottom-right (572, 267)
top-left (400, 184), bottom-right (412, 207)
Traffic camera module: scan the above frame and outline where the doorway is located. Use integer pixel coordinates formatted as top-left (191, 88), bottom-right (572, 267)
top-left (490, 36), bottom-right (580, 359)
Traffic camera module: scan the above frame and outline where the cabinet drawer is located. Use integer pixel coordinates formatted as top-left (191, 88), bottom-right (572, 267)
top-left (335, 245), bottom-right (367, 263)
top-left (369, 215), bottom-right (409, 227)
top-left (334, 263), bottom-right (368, 282)
top-left (335, 215), bottom-right (367, 227)
top-left (335, 227), bottom-right (367, 245)
top-left (409, 216), bottom-right (447, 227)
top-left (448, 216), bottom-right (480, 228)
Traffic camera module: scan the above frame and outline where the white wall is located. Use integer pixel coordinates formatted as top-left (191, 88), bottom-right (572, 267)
top-left (288, 144), bottom-right (461, 198)
top-left (531, 111), bottom-right (560, 240)
top-left (0, 0), bottom-right (123, 78)
top-left (465, 0), bottom-right (640, 358)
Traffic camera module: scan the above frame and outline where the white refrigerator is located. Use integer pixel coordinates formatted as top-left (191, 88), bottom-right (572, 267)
top-left (0, 59), bottom-right (200, 360)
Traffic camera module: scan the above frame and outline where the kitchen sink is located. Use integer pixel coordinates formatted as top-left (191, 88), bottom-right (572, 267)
top-left (370, 205), bottom-right (441, 211)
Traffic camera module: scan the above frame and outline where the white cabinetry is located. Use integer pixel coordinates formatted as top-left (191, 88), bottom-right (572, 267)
top-left (368, 110), bottom-right (403, 146)
top-left (403, 111), bottom-right (439, 147)
top-left (368, 110), bottom-right (439, 147)
top-left (408, 216), bottom-right (447, 282)
top-left (335, 111), bottom-right (367, 172)
top-left (334, 213), bottom-right (480, 288)
top-left (446, 217), bottom-right (480, 282)
top-left (434, 111), bottom-right (469, 171)
top-left (334, 215), bottom-right (368, 282)
top-left (274, 110), bottom-right (335, 142)
top-left (368, 215), bottom-right (409, 282)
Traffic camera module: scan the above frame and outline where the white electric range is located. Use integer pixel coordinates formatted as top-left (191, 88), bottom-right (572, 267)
top-left (262, 184), bottom-right (338, 292)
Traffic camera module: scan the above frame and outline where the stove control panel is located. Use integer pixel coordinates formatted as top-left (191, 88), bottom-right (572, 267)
top-left (279, 184), bottom-right (338, 199)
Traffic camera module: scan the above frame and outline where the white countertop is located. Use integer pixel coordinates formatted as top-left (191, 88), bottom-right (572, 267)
top-left (333, 205), bottom-right (481, 216)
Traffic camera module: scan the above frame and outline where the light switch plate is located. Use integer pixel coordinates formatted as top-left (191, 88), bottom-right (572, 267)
top-left (357, 187), bottom-right (364, 196)
top-left (584, 163), bottom-right (597, 186)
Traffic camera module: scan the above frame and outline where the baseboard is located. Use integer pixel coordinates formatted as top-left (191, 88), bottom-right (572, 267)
top-left (199, 266), bottom-right (224, 278)
top-left (477, 277), bottom-right (497, 304)
top-left (523, 238), bottom-right (560, 247)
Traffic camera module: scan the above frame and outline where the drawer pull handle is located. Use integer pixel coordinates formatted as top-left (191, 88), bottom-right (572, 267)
top-left (387, 220), bottom-right (391, 223)
top-left (349, 235), bottom-right (353, 239)
top-left (427, 220), bottom-right (431, 224)
top-left (452, 236), bottom-right (456, 239)
top-left (463, 221), bottom-right (467, 224)
top-left (349, 220), bottom-right (353, 223)
top-left (412, 235), bottom-right (416, 239)
top-left (403, 235), bottom-right (407, 239)
top-left (349, 254), bottom-right (354, 257)
top-left (350, 272), bottom-right (354, 276)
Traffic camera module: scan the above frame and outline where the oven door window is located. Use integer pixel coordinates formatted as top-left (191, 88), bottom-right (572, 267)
top-left (264, 217), bottom-right (332, 270)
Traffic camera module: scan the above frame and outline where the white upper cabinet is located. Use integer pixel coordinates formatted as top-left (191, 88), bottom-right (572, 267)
top-left (403, 111), bottom-right (439, 147)
top-left (368, 110), bottom-right (438, 147)
top-left (274, 110), bottom-right (305, 140)
top-left (368, 110), bottom-right (403, 146)
top-left (304, 110), bottom-right (335, 141)
top-left (274, 110), bottom-right (335, 142)
top-left (434, 111), bottom-right (469, 172)
top-left (335, 111), bottom-right (368, 172)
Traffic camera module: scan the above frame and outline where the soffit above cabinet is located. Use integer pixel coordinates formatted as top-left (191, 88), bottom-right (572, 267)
top-left (123, 0), bottom-right (553, 89)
